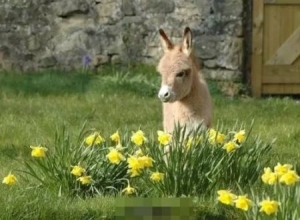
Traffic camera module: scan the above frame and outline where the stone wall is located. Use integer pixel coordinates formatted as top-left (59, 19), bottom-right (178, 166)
top-left (0, 0), bottom-right (245, 81)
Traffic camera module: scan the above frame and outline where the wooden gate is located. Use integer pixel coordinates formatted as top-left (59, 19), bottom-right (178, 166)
top-left (252, 0), bottom-right (300, 97)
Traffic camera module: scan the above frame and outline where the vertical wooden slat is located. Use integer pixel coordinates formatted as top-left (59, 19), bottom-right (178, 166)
top-left (251, 0), bottom-right (264, 97)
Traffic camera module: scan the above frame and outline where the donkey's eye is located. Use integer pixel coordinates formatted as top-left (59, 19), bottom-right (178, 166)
top-left (176, 71), bottom-right (185, 77)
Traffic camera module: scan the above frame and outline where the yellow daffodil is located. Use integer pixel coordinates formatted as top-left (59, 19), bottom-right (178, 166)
top-left (106, 148), bottom-right (125, 164)
top-left (110, 131), bottom-right (120, 143)
top-left (138, 156), bottom-right (153, 168)
top-left (131, 130), bottom-right (147, 146)
top-left (279, 170), bottom-right (300, 185)
top-left (85, 132), bottom-right (104, 147)
top-left (127, 168), bottom-right (140, 177)
top-left (157, 130), bottom-right (172, 146)
top-left (223, 141), bottom-right (238, 153)
top-left (2, 172), bottom-right (17, 185)
top-left (30, 145), bottom-right (48, 158)
top-left (234, 130), bottom-right (246, 143)
top-left (217, 190), bottom-right (237, 205)
top-left (122, 183), bottom-right (136, 195)
top-left (150, 171), bottom-right (164, 182)
top-left (261, 167), bottom-right (277, 185)
top-left (259, 199), bottom-right (280, 215)
top-left (70, 165), bottom-right (86, 177)
top-left (234, 195), bottom-right (252, 211)
top-left (127, 155), bottom-right (144, 171)
top-left (274, 163), bottom-right (293, 178)
top-left (77, 175), bottom-right (93, 185)
top-left (209, 129), bottom-right (226, 145)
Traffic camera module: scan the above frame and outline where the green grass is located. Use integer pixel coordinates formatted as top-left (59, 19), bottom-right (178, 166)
top-left (0, 65), bottom-right (300, 219)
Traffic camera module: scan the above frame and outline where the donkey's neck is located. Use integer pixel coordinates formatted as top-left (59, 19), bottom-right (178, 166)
top-left (178, 72), bottom-right (202, 108)
top-left (172, 71), bottom-right (209, 130)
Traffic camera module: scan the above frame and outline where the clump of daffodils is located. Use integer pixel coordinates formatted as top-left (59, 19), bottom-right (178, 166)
top-left (218, 162), bottom-right (300, 219)
top-left (126, 154), bottom-right (154, 177)
top-left (12, 124), bottom-right (276, 204)
top-left (217, 190), bottom-right (253, 212)
top-left (261, 163), bottom-right (300, 186)
top-left (217, 189), bottom-right (280, 215)
top-left (208, 129), bottom-right (246, 154)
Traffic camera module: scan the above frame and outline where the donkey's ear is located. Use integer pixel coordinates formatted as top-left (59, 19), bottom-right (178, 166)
top-left (159, 29), bottom-right (173, 52)
top-left (182, 27), bottom-right (193, 56)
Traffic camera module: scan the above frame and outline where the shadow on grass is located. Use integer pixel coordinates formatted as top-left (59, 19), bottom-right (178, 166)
top-left (0, 65), bottom-right (223, 98)
top-left (0, 70), bottom-right (94, 96)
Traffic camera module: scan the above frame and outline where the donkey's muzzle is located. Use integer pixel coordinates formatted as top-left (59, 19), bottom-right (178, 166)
top-left (158, 85), bottom-right (173, 102)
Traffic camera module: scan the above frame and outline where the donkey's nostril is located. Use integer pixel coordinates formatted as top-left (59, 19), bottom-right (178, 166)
top-left (164, 92), bottom-right (170, 98)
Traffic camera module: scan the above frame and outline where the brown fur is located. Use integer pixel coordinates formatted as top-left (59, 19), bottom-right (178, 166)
top-left (157, 27), bottom-right (213, 134)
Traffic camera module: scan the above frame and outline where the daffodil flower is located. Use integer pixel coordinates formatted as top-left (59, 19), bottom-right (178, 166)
top-left (157, 130), bottom-right (172, 146)
top-left (131, 130), bottom-right (147, 146)
top-left (30, 145), bottom-right (48, 158)
top-left (122, 182), bottom-right (136, 195)
top-left (85, 132), bottom-right (104, 147)
top-left (77, 175), bottom-right (93, 185)
top-left (106, 148), bottom-right (125, 164)
top-left (209, 129), bottom-right (226, 145)
top-left (217, 190), bottom-right (237, 205)
top-left (279, 170), bottom-right (300, 185)
top-left (2, 172), bottom-right (17, 185)
top-left (150, 171), bottom-right (164, 182)
top-left (223, 141), bottom-right (238, 153)
top-left (71, 165), bottom-right (86, 177)
top-left (259, 199), bottom-right (280, 215)
top-left (234, 130), bottom-right (246, 143)
top-left (274, 162), bottom-right (293, 178)
top-left (261, 167), bottom-right (277, 185)
top-left (110, 131), bottom-right (120, 143)
top-left (234, 195), bottom-right (252, 211)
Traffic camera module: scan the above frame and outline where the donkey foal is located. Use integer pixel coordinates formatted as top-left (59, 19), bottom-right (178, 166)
top-left (157, 27), bottom-right (213, 135)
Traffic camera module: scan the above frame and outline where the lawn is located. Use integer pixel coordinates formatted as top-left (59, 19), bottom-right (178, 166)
top-left (0, 65), bottom-right (300, 219)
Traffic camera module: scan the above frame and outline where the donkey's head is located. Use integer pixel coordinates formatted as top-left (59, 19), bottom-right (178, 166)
top-left (157, 27), bottom-right (196, 103)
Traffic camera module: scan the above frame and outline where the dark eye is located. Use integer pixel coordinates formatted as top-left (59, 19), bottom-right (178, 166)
top-left (176, 71), bottom-right (185, 77)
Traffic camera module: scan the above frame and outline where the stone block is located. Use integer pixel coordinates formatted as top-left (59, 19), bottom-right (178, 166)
top-left (122, 0), bottom-right (136, 16)
top-left (202, 68), bottom-right (241, 81)
top-left (92, 54), bottom-right (110, 67)
top-left (217, 37), bottom-right (243, 70)
top-left (212, 0), bottom-right (243, 17)
top-left (96, 1), bottom-right (122, 25)
top-left (52, 0), bottom-right (89, 18)
top-left (140, 0), bottom-right (175, 13)
top-left (37, 55), bottom-right (57, 68)
top-left (193, 35), bottom-right (219, 59)
top-left (111, 55), bottom-right (121, 64)
top-left (203, 59), bottom-right (218, 68)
